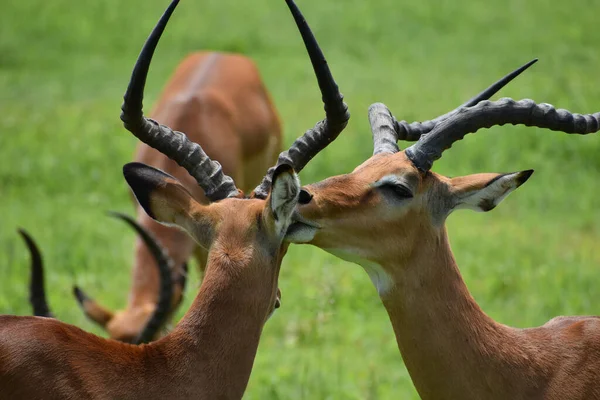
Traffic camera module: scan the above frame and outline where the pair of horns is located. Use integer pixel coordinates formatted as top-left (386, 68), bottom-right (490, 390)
top-left (121, 0), bottom-right (349, 201)
top-left (18, 212), bottom-right (183, 344)
top-left (370, 59), bottom-right (600, 171)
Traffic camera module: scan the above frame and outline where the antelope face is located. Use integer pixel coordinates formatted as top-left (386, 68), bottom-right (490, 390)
top-left (113, 0), bottom-right (350, 332)
top-left (288, 152), bottom-right (423, 254)
top-left (285, 60), bottom-right (584, 270)
top-left (124, 163), bottom-right (300, 322)
top-left (287, 150), bottom-right (533, 268)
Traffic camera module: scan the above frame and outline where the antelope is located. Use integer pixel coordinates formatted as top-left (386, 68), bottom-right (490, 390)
top-left (286, 47), bottom-right (600, 400)
top-left (0, 0), bottom-right (348, 397)
top-left (18, 213), bottom-right (182, 344)
top-left (72, 8), bottom-right (283, 342)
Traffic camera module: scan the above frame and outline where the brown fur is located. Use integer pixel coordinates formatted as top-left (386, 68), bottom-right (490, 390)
top-left (291, 151), bottom-right (600, 399)
top-left (82, 51), bottom-right (281, 342)
top-left (0, 178), bottom-right (293, 399)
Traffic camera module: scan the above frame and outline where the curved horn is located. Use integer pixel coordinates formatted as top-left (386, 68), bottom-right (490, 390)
top-left (120, 0), bottom-right (239, 202)
top-left (108, 212), bottom-right (175, 344)
top-left (369, 103), bottom-right (400, 155)
top-left (17, 229), bottom-right (53, 318)
top-left (405, 98), bottom-right (600, 171)
top-left (253, 0), bottom-right (350, 199)
top-left (371, 59), bottom-right (538, 155)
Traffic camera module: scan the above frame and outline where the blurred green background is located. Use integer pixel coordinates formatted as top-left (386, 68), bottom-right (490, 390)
top-left (1, 0), bottom-right (599, 398)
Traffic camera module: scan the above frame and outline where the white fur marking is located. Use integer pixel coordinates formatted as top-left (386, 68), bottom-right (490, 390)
top-left (455, 173), bottom-right (521, 212)
top-left (326, 248), bottom-right (394, 295)
top-left (285, 223), bottom-right (317, 243)
top-left (271, 172), bottom-right (300, 235)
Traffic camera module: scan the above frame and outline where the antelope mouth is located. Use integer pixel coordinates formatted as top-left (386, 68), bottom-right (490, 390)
top-left (286, 212), bottom-right (320, 243)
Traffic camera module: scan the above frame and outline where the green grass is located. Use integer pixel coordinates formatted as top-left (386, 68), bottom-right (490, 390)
top-left (1, 0), bottom-right (600, 398)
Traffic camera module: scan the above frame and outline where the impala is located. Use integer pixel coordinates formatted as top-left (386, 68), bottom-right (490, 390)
top-left (18, 213), bottom-right (182, 344)
top-left (0, 0), bottom-right (348, 397)
top-left (286, 51), bottom-right (600, 400)
top-left (72, 15), bottom-right (283, 343)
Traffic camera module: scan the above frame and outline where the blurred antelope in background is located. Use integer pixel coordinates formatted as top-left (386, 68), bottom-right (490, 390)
top-left (72, 0), bottom-right (283, 342)
top-left (18, 212), bottom-right (181, 344)
top-left (286, 50), bottom-right (600, 397)
top-left (0, 0), bottom-right (349, 397)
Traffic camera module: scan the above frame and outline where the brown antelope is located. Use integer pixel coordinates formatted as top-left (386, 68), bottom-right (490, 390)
top-left (286, 58), bottom-right (600, 399)
top-left (0, 0), bottom-right (348, 397)
top-left (72, 9), bottom-right (283, 343)
top-left (18, 213), bottom-right (182, 344)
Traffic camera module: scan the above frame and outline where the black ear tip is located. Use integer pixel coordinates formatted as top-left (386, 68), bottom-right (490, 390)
top-left (122, 163), bottom-right (166, 220)
top-left (123, 162), bottom-right (159, 183)
top-left (123, 162), bottom-right (176, 183)
top-left (517, 169), bottom-right (534, 186)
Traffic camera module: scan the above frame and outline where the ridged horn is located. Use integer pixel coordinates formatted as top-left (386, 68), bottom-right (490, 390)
top-left (253, 0), bottom-right (350, 199)
top-left (406, 98), bottom-right (600, 171)
top-left (120, 0), bottom-right (239, 202)
top-left (108, 212), bottom-right (175, 344)
top-left (370, 59), bottom-right (538, 155)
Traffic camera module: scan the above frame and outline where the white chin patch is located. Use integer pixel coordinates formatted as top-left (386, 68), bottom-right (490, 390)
top-left (325, 248), bottom-right (394, 296)
top-left (285, 223), bottom-right (318, 243)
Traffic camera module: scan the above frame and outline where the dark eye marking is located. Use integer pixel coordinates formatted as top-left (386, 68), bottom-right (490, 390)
top-left (378, 183), bottom-right (414, 199)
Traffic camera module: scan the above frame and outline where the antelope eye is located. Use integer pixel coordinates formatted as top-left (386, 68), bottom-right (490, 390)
top-left (378, 183), bottom-right (414, 199)
top-left (298, 189), bottom-right (313, 204)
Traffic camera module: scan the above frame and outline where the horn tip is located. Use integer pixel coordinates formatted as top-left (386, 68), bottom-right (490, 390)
top-left (522, 58), bottom-right (538, 69)
top-left (106, 210), bottom-right (128, 220)
top-left (73, 286), bottom-right (88, 305)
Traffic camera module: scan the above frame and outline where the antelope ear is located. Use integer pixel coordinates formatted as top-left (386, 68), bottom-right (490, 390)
top-left (266, 164), bottom-right (300, 236)
top-left (122, 163), bottom-right (205, 235)
top-left (449, 170), bottom-right (533, 213)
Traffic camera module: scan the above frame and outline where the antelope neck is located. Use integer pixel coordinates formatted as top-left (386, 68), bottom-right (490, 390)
top-left (377, 227), bottom-right (535, 398)
top-left (149, 255), bottom-right (278, 398)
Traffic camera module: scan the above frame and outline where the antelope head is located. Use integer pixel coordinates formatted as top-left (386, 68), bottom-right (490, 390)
top-left (287, 66), bottom-right (599, 292)
top-left (111, 0), bottom-right (349, 324)
top-left (71, 0), bottom-right (350, 342)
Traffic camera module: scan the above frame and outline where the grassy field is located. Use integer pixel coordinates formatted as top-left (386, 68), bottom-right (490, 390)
top-left (1, 0), bottom-right (600, 397)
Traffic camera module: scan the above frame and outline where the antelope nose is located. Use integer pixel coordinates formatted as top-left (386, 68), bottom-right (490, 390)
top-left (298, 188), bottom-right (313, 204)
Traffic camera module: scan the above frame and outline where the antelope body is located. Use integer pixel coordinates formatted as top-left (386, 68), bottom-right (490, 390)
top-left (285, 31), bottom-right (600, 398)
top-left (1, 172), bottom-right (295, 399)
top-left (0, 0), bottom-right (348, 397)
top-left (74, 47), bottom-right (282, 342)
